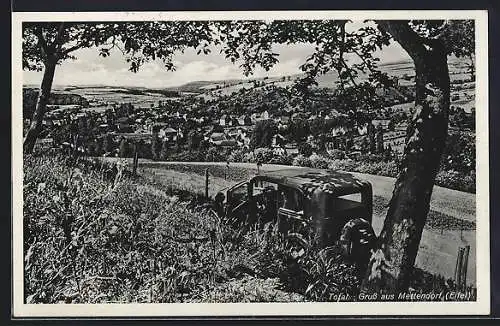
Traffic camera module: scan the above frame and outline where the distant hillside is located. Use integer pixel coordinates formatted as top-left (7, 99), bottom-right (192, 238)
top-left (166, 80), bottom-right (244, 94)
top-left (170, 57), bottom-right (470, 100)
top-left (167, 60), bottom-right (414, 95)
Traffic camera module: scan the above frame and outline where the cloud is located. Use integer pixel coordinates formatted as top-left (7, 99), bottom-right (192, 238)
top-left (23, 35), bottom-right (410, 88)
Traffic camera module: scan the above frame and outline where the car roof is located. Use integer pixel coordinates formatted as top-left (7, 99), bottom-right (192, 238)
top-left (252, 167), bottom-right (371, 196)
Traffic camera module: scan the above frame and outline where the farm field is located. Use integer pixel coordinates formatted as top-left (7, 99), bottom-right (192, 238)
top-left (103, 158), bottom-right (477, 285)
top-left (55, 86), bottom-right (183, 109)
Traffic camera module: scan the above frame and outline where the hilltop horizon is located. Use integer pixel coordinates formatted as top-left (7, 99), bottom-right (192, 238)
top-left (24, 58), bottom-right (415, 90)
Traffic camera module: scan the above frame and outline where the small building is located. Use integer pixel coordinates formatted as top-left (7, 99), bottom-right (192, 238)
top-left (159, 127), bottom-right (178, 142)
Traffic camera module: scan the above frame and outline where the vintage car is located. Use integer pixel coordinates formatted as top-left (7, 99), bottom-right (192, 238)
top-left (218, 167), bottom-right (377, 267)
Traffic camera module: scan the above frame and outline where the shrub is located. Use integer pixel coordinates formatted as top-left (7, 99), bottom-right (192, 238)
top-left (435, 170), bottom-right (476, 193)
top-left (327, 149), bottom-right (346, 160)
top-left (243, 151), bottom-right (257, 163)
top-left (441, 132), bottom-right (475, 174)
top-left (205, 147), bottom-right (225, 162)
top-left (269, 153), bottom-right (293, 165)
top-left (327, 158), bottom-right (358, 172)
top-left (228, 148), bottom-right (246, 163)
top-left (309, 153), bottom-right (330, 169)
top-left (254, 147), bottom-right (274, 164)
top-left (292, 155), bottom-right (312, 168)
top-left (167, 150), bottom-right (206, 162)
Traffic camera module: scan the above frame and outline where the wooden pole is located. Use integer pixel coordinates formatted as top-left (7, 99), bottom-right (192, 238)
top-left (461, 245), bottom-right (470, 289)
top-left (205, 168), bottom-right (209, 199)
top-left (454, 247), bottom-right (465, 288)
top-left (133, 143), bottom-right (138, 176)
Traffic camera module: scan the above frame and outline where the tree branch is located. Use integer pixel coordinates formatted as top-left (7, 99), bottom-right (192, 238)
top-left (101, 36), bottom-right (127, 56)
top-left (337, 21), bottom-right (347, 89)
top-left (340, 58), bottom-right (358, 87)
top-left (352, 48), bottom-right (376, 73)
top-left (375, 20), bottom-right (428, 63)
top-left (54, 22), bottom-right (66, 51)
top-left (61, 42), bottom-right (85, 55)
top-left (34, 26), bottom-right (49, 59)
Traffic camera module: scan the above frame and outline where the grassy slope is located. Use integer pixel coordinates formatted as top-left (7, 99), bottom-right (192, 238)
top-left (25, 154), bottom-right (475, 304)
top-left (24, 155), bottom-right (313, 303)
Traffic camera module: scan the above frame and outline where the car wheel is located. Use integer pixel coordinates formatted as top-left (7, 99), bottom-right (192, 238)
top-left (340, 218), bottom-right (377, 271)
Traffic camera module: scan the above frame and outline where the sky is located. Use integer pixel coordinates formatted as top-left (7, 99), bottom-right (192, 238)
top-left (23, 23), bottom-right (412, 89)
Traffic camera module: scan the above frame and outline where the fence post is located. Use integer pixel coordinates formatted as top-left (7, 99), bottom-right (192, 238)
top-left (133, 143), bottom-right (138, 176)
top-left (461, 245), bottom-right (470, 289)
top-left (205, 168), bottom-right (209, 199)
top-left (454, 247), bottom-right (465, 289)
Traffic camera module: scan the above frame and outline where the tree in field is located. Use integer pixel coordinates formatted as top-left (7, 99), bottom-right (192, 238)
top-left (94, 137), bottom-right (103, 156)
top-left (249, 119), bottom-right (278, 149)
top-left (22, 21), bottom-right (215, 153)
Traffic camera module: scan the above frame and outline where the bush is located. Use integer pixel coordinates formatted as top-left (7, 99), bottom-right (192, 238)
top-left (441, 132), bottom-right (475, 174)
top-left (326, 149), bottom-right (346, 160)
top-left (328, 158), bottom-right (358, 172)
top-left (167, 150), bottom-right (207, 162)
top-left (254, 147), bottom-right (274, 164)
top-left (228, 148), bottom-right (247, 163)
top-left (309, 153), bottom-right (330, 169)
top-left (243, 151), bottom-right (257, 163)
top-left (435, 170), bottom-right (476, 193)
top-left (292, 155), bottom-right (312, 167)
top-left (205, 147), bottom-right (225, 162)
top-left (269, 153), bottom-right (293, 165)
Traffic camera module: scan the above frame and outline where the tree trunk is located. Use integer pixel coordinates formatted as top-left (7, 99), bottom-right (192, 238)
top-left (362, 21), bottom-right (450, 293)
top-left (23, 58), bottom-right (57, 153)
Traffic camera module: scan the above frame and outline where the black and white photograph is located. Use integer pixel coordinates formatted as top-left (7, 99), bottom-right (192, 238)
top-left (11, 10), bottom-right (490, 317)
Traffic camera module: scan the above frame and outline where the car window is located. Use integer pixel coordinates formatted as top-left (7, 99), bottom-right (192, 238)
top-left (253, 180), bottom-right (278, 196)
top-left (331, 192), bottom-right (364, 212)
top-left (278, 186), bottom-right (303, 213)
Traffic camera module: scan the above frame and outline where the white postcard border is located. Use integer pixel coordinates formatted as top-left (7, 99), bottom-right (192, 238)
top-left (11, 10), bottom-right (490, 317)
